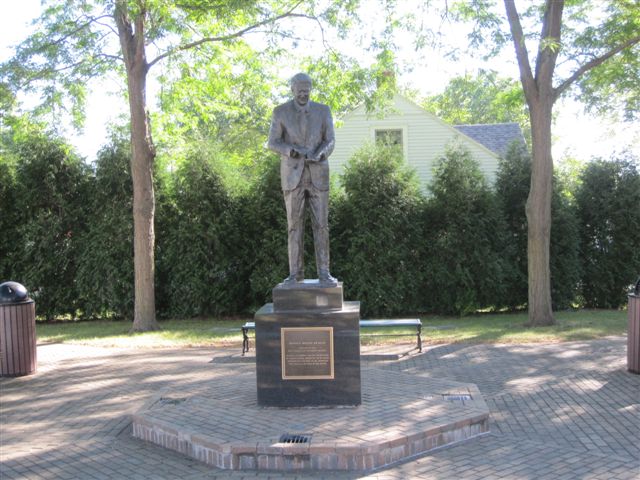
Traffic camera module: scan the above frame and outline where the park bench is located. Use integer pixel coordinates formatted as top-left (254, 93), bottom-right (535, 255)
top-left (241, 318), bottom-right (422, 356)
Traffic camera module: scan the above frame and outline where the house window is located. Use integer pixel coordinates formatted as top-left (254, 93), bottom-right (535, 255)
top-left (375, 129), bottom-right (403, 148)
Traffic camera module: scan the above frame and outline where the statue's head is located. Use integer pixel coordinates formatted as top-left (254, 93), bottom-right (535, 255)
top-left (290, 73), bottom-right (312, 106)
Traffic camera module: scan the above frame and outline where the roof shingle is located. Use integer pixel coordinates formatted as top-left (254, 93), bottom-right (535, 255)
top-left (454, 123), bottom-right (527, 157)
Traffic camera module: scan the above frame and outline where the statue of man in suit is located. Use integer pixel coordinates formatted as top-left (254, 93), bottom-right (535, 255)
top-left (268, 73), bottom-right (337, 286)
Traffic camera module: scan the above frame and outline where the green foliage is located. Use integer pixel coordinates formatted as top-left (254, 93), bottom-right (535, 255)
top-left (4, 130), bottom-right (637, 319)
top-left (0, 0), bottom-right (120, 128)
top-left (494, 143), bottom-right (530, 308)
top-left (425, 143), bottom-right (511, 315)
top-left (75, 139), bottom-right (134, 319)
top-left (569, 1), bottom-right (640, 121)
top-left (576, 153), bottom-right (640, 307)
top-left (157, 149), bottom-right (248, 317)
top-left (332, 143), bottom-right (422, 316)
top-left (11, 132), bottom-right (90, 319)
top-left (155, 39), bottom-right (276, 177)
top-left (451, 0), bottom-right (640, 121)
top-left (301, 51), bottom-right (385, 119)
top-left (495, 143), bottom-right (581, 310)
top-left (240, 155), bottom-right (289, 307)
top-left (0, 154), bottom-right (19, 281)
top-left (422, 69), bottom-right (530, 140)
top-left (549, 177), bottom-right (581, 309)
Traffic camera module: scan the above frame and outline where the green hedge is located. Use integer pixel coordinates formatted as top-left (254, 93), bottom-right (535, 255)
top-left (423, 143), bottom-right (512, 315)
top-left (1, 130), bottom-right (636, 319)
top-left (156, 150), bottom-right (248, 317)
top-left (576, 154), bottom-right (640, 308)
top-left (75, 140), bottom-right (134, 318)
top-left (8, 134), bottom-right (90, 319)
top-left (495, 143), bottom-right (581, 310)
top-left (331, 143), bottom-right (423, 316)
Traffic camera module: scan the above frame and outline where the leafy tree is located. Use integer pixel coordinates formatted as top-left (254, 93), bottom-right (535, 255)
top-left (576, 154), bottom-right (640, 308)
top-left (333, 142), bottom-right (422, 316)
top-left (453, 0), bottom-right (640, 325)
top-left (154, 40), bottom-right (279, 179)
top-left (422, 69), bottom-right (529, 139)
top-left (302, 50), bottom-right (395, 120)
top-left (1, 0), bottom-right (364, 331)
top-left (425, 143), bottom-right (511, 315)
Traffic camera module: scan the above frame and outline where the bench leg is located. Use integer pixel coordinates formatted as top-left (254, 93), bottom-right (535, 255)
top-left (242, 327), bottom-right (249, 356)
top-left (417, 325), bottom-right (422, 353)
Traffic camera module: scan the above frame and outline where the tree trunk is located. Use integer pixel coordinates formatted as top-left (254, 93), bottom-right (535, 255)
top-left (115, 3), bottom-right (160, 332)
top-left (127, 63), bottom-right (159, 332)
top-left (526, 100), bottom-right (555, 326)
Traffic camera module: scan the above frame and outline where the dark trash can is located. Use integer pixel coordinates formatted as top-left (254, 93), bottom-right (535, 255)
top-left (0, 282), bottom-right (37, 377)
top-left (628, 277), bottom-right (640, 374)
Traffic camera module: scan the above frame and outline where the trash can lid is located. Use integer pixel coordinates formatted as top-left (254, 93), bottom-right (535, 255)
top-left (0, 282), bottom-right (30, 304)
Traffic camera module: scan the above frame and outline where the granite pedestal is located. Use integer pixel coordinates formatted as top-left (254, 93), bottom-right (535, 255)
top-left (255, 280), bottom-right (361, 407)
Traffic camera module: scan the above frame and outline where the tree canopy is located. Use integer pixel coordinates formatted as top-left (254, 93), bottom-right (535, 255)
top-left (449, 0), bottom-right (640, 325)
top-left (422, 69), bottom-right (529, 140)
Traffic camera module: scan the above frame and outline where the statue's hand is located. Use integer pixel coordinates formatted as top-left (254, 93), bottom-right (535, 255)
top-left (291, 146), bottom-right (308, 159)
top-left (306, 151), bottom-right (325, 163)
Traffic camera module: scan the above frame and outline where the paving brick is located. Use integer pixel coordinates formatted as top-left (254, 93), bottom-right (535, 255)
top-left (1, 339), bottom-right (638, 479)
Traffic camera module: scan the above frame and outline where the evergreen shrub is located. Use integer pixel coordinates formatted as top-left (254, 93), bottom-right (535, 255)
top-left (495, 142), bottom-right (581, 310)
top-left (241, 155), bottom-right (290, 307)
top-left (158, 150), bottom-right (247, 317)
top-left (0, 156), bottom-right (19, 282)
top-left (332, 143), bottom-right (423, 316)
top-left (576, 154), bottom-right (640, 307)
top-left (75, 139), bottom-right (134, 318)
top-left (424, 143), bottom-right (511, 315)
top-left (12, 134), bottom-right (90, 319)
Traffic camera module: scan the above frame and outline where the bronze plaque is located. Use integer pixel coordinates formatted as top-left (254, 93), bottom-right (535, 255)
top-left (281, 327), bottom-right (334, 380)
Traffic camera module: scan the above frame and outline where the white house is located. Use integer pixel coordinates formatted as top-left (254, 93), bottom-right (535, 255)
top-left (330, 94), bottom-right (526, 188)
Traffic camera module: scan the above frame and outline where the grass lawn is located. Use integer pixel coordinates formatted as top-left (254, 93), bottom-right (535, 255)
top-left (35, 309), bottom-right (629, 349)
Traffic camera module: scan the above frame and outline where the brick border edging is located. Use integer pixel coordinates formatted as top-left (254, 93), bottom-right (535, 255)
top-left (132, 412), bottom-right (489, 471)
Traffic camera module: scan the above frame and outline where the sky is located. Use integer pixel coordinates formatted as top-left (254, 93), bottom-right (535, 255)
top-left (2, 1), bottom-right (638, 162)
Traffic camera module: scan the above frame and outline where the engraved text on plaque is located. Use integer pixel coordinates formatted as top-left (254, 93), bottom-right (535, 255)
top-left (281, 327), bottom-right (334, 380)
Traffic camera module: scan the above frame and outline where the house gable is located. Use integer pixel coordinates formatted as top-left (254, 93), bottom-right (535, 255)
top-left (454, 123), bottom-right (527, 158)
top-left (331, 94), bottom-right (506, 190)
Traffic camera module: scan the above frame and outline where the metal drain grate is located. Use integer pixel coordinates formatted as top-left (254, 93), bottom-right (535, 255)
top-left (279, 433), bottom-right (312, 444)
top-left (442, 393), bottom-right (472, 403)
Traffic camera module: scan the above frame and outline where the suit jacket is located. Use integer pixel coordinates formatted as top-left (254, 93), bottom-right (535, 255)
top-left (268, 100), bottom-right (335, 191)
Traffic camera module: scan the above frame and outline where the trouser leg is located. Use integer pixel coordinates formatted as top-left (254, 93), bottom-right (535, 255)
top-left (284, 186), bottom-right (306, 278)
top-left (308, 187), bottom-right (330, 276)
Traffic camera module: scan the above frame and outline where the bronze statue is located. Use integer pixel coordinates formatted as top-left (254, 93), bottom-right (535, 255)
top-left (268, 73), bottom-right (337, 286)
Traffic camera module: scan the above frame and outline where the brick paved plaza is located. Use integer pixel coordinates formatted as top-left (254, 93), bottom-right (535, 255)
top-left (1, 337), bottom-right (638, 479)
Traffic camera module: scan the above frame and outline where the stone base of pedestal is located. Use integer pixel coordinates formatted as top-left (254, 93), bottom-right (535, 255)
top-left (255, 300), bottom-right (361, 407)
top-left (253, 280), bottom-right (361, 407)
top-left (132, 368), bottom-right (490, 471)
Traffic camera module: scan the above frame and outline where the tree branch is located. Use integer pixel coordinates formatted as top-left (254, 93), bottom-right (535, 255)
top-left (114, 1), bottom-right (134, 66)
top-left (134, 5), bottom-right (147, 72)
top-left (147, 4), bottom-right (306, 69)
top-left (535, 0), bottom-right (564, 90)
top-left (16, 57), bottom-right (111, 88)
top-left (93, 18), bottom-right (120, 37)
top-left (503, 0), bottom-right (536, 101)
top-left (553, 34), bottom-right (640, 100)
top-left (43, 14), bottom-right (113, 50)
top-left (95, 52), bottom-right (123, 62)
